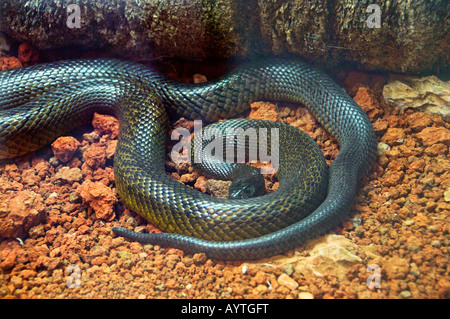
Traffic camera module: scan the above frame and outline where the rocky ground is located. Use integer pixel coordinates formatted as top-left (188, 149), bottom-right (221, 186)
top-left (0, 43), bottom-right (449, 299)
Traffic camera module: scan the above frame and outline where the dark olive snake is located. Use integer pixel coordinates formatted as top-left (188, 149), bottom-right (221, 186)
top-left (0, 58), bottom-right (377, 260)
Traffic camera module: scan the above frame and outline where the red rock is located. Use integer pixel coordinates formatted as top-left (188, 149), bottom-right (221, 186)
top-left (405, 112), bottom-right (433, 132)
top-left (194, 175), bottom-right (208, 192)
top-left (193, 74), bottom-right (208, 83)
top-left (424, 143), bottom-right (448, 157)
top-left (106, 140), bottom-right (117, 159)
top-left (0, 56), bottom-right (22, 71)
top-left (383, 256), bottom-right (410, 279)
top-left (173, 118), bottom-right (195, 132)
top-left (387, 160), bottom-right (405, 171)
top-left (76, 181), bottom-right (117, 221)
top-left (51, 136), bottom-right (81, 163)
top-left (17, 42), bottom-right (34, 64)
top-left (47, 257), bottom-right (62, 271)
top-left (385, 114), bottom-right (405, 128)
top-left (179, 172), bottom-right (199, 184)
top-left (416, 127), bottom-right (450, 146)
top-left (0, 178), bottom-right (23, 192)
top-left (372, 118), bottom-right (389, 135)
top-left (30, 157), bottom-right (45, 166)
top-left (91, 256), bottom-right (109, 266)
top-left (204, 180), bottom-right (231, 198)
top-left (192, 253), bottom-right (207, 265)
top-left (92, 113), bottom-right (119, 139)
top-left (407, 159), bottom-right (425, 173)
top-left (28, 224), bottom-right (45, 239)
top-left (248, 102), bottom-right (279, 122)
top-left (54, 167), bottom-right (83, 184)
top-left (92, 167), bottom-right (114, 184)
top-left (0, 190), bottom-right (46, 238)
top-left (381, 128), bottom-right (406, 146)
top-left (34, 161), bottom-right (53, 178)
top-left (254, 271), bottom-right (269, 285)
top-left (77, 224), bottom-right (90, 235)
top-left (20, 269), bottom-right (37, 279)
top-left (21, 168), bottom-right (41, 186)
top-left (0, 240), bottom-right (20, 270)
top-left (437, 278), bottom-right (450, 298)
top-left (383, 170), bottom-right (405, 187)
top-left (353, 86), bottom-right (383, 120)
top-left (81, 162), bottom-right (94, 179)
top-left (83, 145), bottom-right (106, 169)
top-left (4, 164), bottom-right (20, 181)
top-left (67, 157), bottom-right (82, 169)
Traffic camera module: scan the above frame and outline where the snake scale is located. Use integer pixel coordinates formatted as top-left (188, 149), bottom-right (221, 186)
top-left (0, 58), bottom-right (377, 260)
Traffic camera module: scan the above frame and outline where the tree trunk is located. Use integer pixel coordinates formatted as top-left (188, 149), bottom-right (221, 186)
top-left (0, 0), bottom-right (448, 74)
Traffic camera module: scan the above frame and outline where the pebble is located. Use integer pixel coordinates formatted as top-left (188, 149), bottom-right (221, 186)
top-left (92, 113), bottom-right (119, 139)
top-left (399, 291), bottom-right (412, 299)
top-left (351, 216), bottom-right (362, 227)
top-left (402, 219), bottom-right (415, 226)
top-left (409, 263), bottom-right (420, 277)
top-left (83, 131), bottom-right (100, 143)
top-left (384, 256), bottom-right (410, 280)
top-left (48, 157), bottom-right (60, 167)
top-left (192, 253), bottom-right (207, 265)
top-left (155, 284), bottom-right (166, 291)
top-left (83, 145), bottom-right (106, 169)
top-left (0, 190), bottom-right (46, 238)
top-left (444, 188), bottom-right (450, 202)
top-left (377, 142), bottom-right (391, 154)
top-left (427, 225), bottom-right (439, 233)
top-left (430, 240), bottom-right (441, 247)
top-left (277, 274), bottom-right (299, 290)
top-left (242, 264), bottom-right (248, 275)
top-left (283, 264), bottom-right (294, 276)
top-left (116, 251), bottom-right (132, 260)
top-left (298, 292), bottom-right (314, 299)
top-left (381, 128), bottom-right (405, 146)
top-left (416, 127), bottom-right (450, 146)
top-left (75, 181), bottom-right (117, 221)
top-left (69, 192), bottom-right (81, 203)
top-left (55, 167), bottom-right (83, 184)
top-left (193, 73), bottom-right (207, 83)
top-left (204, 180), bottom-right (231, 199)
top-left (253, 284), bottom-right (268, 296)
top-left (51, 136), bottom-right (80, 163)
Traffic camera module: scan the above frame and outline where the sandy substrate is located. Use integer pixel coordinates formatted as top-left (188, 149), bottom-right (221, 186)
top-left (0, 44), bottom-right (449, 299)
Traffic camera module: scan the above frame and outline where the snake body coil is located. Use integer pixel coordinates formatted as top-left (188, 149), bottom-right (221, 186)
top-left (0, 58), bottom-right (377, 260)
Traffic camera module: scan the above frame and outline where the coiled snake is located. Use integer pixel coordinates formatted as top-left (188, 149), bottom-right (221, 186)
top-left (0, 58), bottom-right (377, 260)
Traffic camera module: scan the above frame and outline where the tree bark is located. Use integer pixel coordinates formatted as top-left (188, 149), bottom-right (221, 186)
top-left (0, 0), bottom-right (448, 74)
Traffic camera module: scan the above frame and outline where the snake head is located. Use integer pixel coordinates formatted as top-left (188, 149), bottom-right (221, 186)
top-left (228, 171), bottom-right (266, 199)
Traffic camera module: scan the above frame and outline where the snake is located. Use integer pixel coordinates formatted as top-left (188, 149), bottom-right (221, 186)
top-left (0, 58), bottom-right (377, 260)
